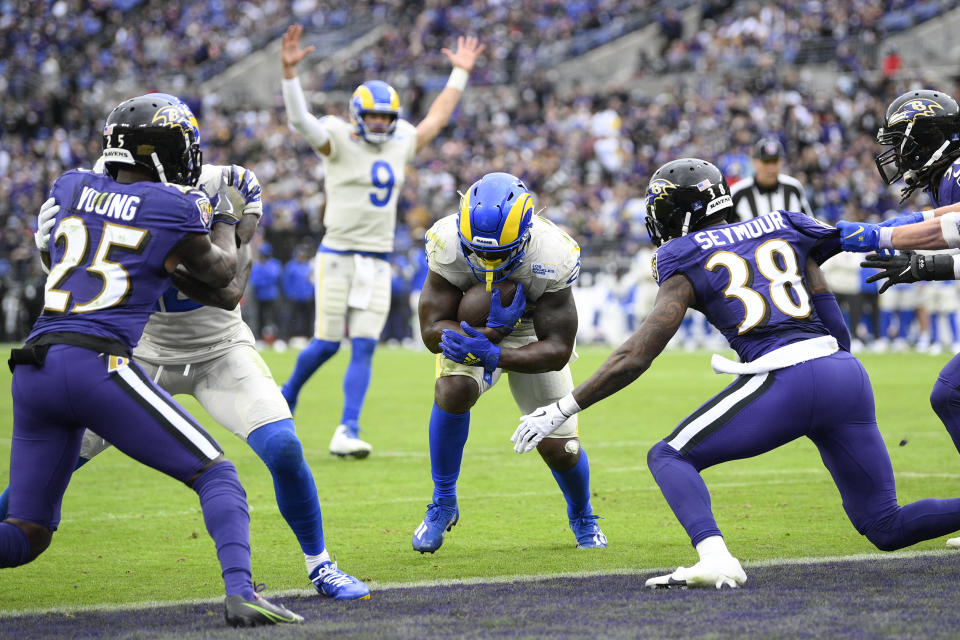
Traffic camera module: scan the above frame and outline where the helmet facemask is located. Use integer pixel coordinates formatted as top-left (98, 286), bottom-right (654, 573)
top-left (456, 173), bottom-right (535, 290)
top-left (349, 81), bottom-right (400, 145)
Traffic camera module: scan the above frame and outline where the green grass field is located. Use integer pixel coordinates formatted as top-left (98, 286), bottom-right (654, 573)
top-left (1, 345), bottom-right (958, 613)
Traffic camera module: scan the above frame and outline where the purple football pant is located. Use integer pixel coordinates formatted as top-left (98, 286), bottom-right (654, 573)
top-left (5, 345), bottom-right (253, 597)
top-left (648, 351), bottom-right (960, 551)
top-left (930, 353), bottom-right (960, 453)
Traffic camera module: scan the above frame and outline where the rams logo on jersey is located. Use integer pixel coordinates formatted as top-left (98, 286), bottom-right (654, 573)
top-left (888, 99), bottom-right (944, 126)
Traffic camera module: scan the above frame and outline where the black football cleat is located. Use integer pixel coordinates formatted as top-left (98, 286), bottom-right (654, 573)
top-left (224, 594), bottom-right (304, 627)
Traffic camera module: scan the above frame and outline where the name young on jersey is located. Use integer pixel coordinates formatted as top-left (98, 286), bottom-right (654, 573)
top-left (693, 211), bottom-right (786, 251)
top-left (74, 186), bottom-right (141, 221)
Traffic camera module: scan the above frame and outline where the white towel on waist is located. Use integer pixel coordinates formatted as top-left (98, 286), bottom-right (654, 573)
top-left (711, 335), bottom-right (839, 375)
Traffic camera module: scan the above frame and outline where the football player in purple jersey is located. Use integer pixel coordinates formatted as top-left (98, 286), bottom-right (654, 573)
top-left (513, 158), bottom-right (960, 589)
top-left (837, 90), bottom-right (960, 549)
top-left (0, 94), bottom-right (301, 626)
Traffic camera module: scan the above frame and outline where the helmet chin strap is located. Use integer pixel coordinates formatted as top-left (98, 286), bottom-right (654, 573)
top-left (680, 211), bottom-right (692, 237)
top-left (151, 152), bottom-right (168, 184)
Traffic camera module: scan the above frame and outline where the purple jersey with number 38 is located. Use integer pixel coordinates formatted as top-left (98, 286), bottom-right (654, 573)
top-left (29, 169), bottom-right (212, 349)
top-left (652, 209), bottom-right (840, 362)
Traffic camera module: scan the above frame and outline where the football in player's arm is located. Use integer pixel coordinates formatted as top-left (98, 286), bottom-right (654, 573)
top-left (411, 172), bottom-right (607, 554)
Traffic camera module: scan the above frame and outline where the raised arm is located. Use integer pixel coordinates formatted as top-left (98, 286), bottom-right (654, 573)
top-left (414, 36), bottom-right (485, 152)
top-left (280, 24), bottom-right (331, 155)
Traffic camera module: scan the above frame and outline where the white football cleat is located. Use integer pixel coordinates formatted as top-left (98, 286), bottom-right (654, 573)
top-left (946, 537), bottom-right (960, 548)
top-left (329, 425), bottom-right (372, 459)
top-left (645, 555), bottom-right (747, 590)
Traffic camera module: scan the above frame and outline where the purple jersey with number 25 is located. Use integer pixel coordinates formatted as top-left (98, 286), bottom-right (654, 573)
top-left (652, 209), bottom-right (840, 362)
top-left (29, 169), bottom-right (212, 349)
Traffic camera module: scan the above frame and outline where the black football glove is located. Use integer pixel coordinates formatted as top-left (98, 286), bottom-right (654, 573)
top-left (861, 251), bottom-right (957, 294)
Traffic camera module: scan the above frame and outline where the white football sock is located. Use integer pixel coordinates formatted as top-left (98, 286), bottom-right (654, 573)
top-left (305, 549), bottom-right (331, 573)
top-left (695, 535), bottom-right (731, 560)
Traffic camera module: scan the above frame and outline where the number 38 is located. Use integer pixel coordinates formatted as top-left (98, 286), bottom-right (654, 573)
top-left (706, 238), bottom-right (811, 334)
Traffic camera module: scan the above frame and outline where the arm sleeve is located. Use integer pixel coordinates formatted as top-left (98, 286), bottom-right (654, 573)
top-left (281, 77), bottom-right (331, 151)
top-left (811, 292), bottom-right (851, 352)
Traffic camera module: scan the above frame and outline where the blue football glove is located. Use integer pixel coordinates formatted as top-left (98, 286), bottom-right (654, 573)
top-left (440, 321), bottom-right (501, 377)
top-left (878, 211), bottom-right (925, 228)
top-left (227, 165), bottom-right (263, 218)
top-left (837, 220), bottom-right (881, 253)
top-left (486, 283), bottom-right (526, 335)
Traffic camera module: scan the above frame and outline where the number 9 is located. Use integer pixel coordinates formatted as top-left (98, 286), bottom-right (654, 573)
top-left (370, 161), bottom-right (395, 207)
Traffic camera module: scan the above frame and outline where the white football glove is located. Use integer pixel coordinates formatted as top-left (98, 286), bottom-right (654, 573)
top-left (226, 164), bottom-right (263, 219)
top-left (35, 197), bottom-right (59, 251)
top-left (511, 402), bottom-right (572, 454)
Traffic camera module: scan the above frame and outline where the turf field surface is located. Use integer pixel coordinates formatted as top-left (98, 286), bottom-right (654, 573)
top-left (1, 345), bottom-right (959, 636)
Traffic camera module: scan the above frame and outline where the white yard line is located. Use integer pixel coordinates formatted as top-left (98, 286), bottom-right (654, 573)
top-left (0, 548), bottom-right (954, 618)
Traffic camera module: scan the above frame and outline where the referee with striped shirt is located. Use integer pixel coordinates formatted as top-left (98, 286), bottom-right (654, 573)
top-left (729, 137), bottom-right (812, 222)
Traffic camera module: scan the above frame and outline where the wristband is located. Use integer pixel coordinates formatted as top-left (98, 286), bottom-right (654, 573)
top-left (922, 209), bottom-right (936, 222)
top-left (446, 67), bottom-right (469, 91)
top-left (557, 393), bottom-right (582, 417)
top-left (878, 227), bottom-right (894, 250)
top-left (941, 213), bottom-right (960, 249)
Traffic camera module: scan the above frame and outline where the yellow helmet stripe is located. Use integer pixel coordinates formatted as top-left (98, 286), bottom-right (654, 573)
top-left (355, 85), bottom-right (375, 110)
top-left (459, 191), bottom-right (473, 241)
top-left (388, 86), bottom-right (400, 110)
top-left (499, 193), bottom-right (530, 245)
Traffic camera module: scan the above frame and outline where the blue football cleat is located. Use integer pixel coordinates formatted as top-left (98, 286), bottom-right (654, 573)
top-left (309, 561), bottom-right (371, 600)
top-left (570, 513), bottom-right (608, 549)
top-left (412, 499), bottom-right (459, 553)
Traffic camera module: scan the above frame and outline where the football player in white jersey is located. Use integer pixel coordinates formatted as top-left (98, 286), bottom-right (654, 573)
top-left (411, 172), bottom-right (607, 553)
top-left (5, 148), bottom-right (370, 600)
top-left (277, 24), bottom-right (484, 459)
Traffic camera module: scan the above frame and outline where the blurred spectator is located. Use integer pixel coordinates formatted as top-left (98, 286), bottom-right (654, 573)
top-left (249, 242), bottom-right (283, 342)
top-left (282, 244), bottom-right (315, 339)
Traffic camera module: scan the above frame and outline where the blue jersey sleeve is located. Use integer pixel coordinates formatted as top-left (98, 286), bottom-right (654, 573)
top-left (935, 159), bottom-right (960, 206)
top-left (781, 209), bottom-right (840, 264)
top-left (651, 241), bottom-right (685, 286)
top-left (148, 186), bottom-right (213, 234)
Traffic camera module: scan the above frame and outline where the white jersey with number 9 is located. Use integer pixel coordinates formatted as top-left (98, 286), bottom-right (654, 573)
top-left (318, 116), bottom-right (417, 253)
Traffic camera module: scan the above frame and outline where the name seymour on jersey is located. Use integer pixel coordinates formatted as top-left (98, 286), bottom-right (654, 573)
top-left (693, 211), bottom-right (786, 250)
top-left (74, 186), bottom-right (141, 221)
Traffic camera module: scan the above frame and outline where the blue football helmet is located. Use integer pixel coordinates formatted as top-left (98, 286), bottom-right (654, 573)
top-left (457, 172), bottom-right (534, 288)
top-left (349, 80), bottom-right (400, 145)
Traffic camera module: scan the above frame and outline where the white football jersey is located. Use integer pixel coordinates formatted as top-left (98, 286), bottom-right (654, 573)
top-left (135, 291), bottom-right (253, 365)
top-left (425, 214), bottom-right (582, 337)
top-left (320, 116), bottom-right (417, 253)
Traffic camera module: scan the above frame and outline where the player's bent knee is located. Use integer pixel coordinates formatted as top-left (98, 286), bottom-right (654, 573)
top-left (862, 525), bottom-right (904, 552)
top-left (253, 429), bottom-right (305, 474)
top-left (435, 376), bottom-right (479, 413)
top-left (537, 437), bottom-right (580, 472)
top-left (7, 519), bottom-right (53, 562)
top-left (930, 380), bottom-right (960, 417)
top-left (647, 440), bottom-right (681, 474)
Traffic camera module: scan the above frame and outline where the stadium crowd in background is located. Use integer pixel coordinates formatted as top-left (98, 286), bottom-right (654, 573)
top-left (2, 0), bottom-right (959, 351)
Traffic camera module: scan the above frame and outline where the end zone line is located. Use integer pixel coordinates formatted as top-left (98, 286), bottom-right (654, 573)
top-left (0, 548), bottom-right (954, 619)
